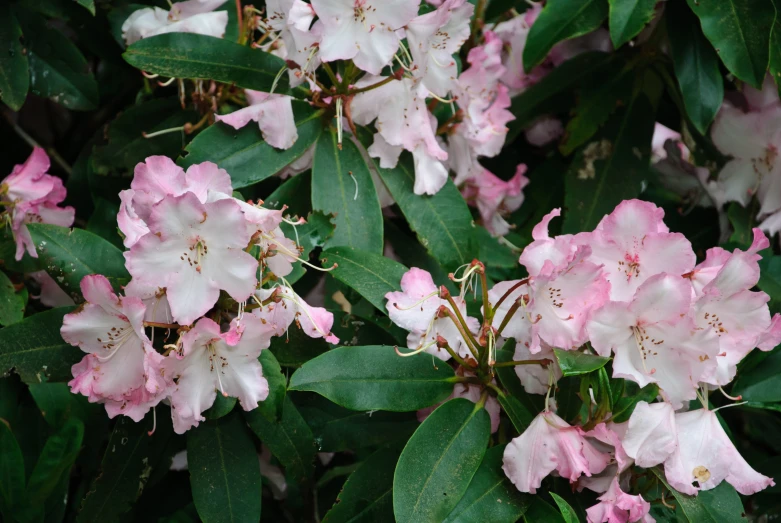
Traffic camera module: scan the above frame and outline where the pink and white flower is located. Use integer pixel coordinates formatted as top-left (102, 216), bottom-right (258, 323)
top-left (254, 285), bottom-right (340, 343)
top-left (122, 0), bottom-right (229, 45)
top-left (215, 90), bottom-right (299, 150)
top-left (461, 164), bottom-right (529, 237)
top-left (621, 401), bottom-right (677, 468)
top-left (586, 478), bottom-right (653, 523)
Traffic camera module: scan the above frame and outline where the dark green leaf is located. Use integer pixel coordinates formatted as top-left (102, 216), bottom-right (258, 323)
top-left (523, 0), bottom-right (609, 70)
top-left (497, 392), bottom-right (535, 433)
top-left (187, 412), bottom-right (262, 523)
top-left (608, 0), bottom-right (658, 48)
top-left (686, 0), bottom-right (775, 88)
top-left (245, 395), bottom-right (315, 484)
top-left (253, 350), bottom-right (286, 422)
top-left (322, 447), bottom-right (399, 523)
top-left (651, 468), bottom-right (746, 522)
top-left (181, 103), bottom-right (323, 188)
top-left (76, 0), bottom-right (96, 15)
top-left (26, 418), bottom-right (84, 505)
top-left (28, 224), bottom-right (130, 300)
top-left (732, 346), bottom-right (781, 402)
top-left (553, 348), bottom-right (610, 377)
top-left (0, 307), bottom-right (81, 384)
top-left (611, 383), bottom-right (659, 423)
top-left (312, 129), bottom-right (383, 253)
top-left (86, 198), bottom-right (123, 249)
top-left (203, 395), bottom-right (237, 420)
top-left (443, 444), bottom-right (531, 523)
top-left (666, 1), bottom-right (724, 134)
top-left (771, 0), bottom-right (781, 90)
top-left (0, 420), bottom-right (25, 519)
top-left (758, 255), bottom-right (781, 315)
top-left (282, 211), bottom-right (336, 284)
top-left (550, 492), bottom-right (580, 523)
top-left (562, 93), bottom-right (656, 233)
top-left (320, 247), bottom-right (407, 314)
top-left (523, 497), bottom-right (566, 523)
top-left (123, 33), bottom-right (294, 94)
top-left (476, 227), bottom-right (518, 269)
top-left (0, 270), bottom-right (24, 326)
top-left (0, 7), bottom-right (29, 111)
top-left (27, 382), bottom-right (73, 428)
top-left (393, 398), bottom-right (490, 523)
top-left (288, 346), bottom-right (455, 412)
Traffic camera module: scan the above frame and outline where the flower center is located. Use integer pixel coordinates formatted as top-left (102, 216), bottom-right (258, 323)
top-left (618, 253), bottom-right (641, 282)
top-left (181, 238), bottom-right (209, 273)
top-left (632, 326), bottom-right (662, 375)
top-left (702, 311), bottom-right (726, 336)
top-left (96, 323), bottom-right (135, 361)
top-left (207, 343), bottom-right (229, 397)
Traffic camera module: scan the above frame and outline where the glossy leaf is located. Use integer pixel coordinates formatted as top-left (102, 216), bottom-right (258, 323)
top-left (608, 0), bottom-right (658, 48)
top-left (667, 1), bottom-right (724, 134)
top-left (320, 247), bottom-right (407, 314)
top-left (497, 392), bottom-right (536, 433)
top-left (0, 270), bottom-right (24, 326)
top-left (0, 421), bottom-right (24, 519)
top-left (553, 348), bottom-right (610, 377)
top-left (253, 350), bottom-right (286, 422)
top-left (611, 383), bottom-right (659, 423)
top-left (732, 347), bottom-right (781, 402)
top-left (203, 395), bottom-right (237, 420)
top-left (523, 497), bottom-right (566, 523)
top-left (288, 346), bottom-right (456, 412)
top-left (443, 444), bottom-right (531, 523)
top-left (550, 493), bottom-right (579, 523)
top-left (181, 103), bottom-right (323, 188)
top-left (0, 307), bottom-right (80, 384)
top-left (758, 255), bottom-right (781, 315)
top-left (26, 418), bottom-right (84, 505)
top-left (393, 398), bottom-right (490, 523)
top-left (686, 0), bottom-right (775, 88)
top-left (0, 7), bottom-right (29, 111)
top-left (187, 412), bottom-right (262, 523)
top-left (322, 447), bottom-right (399, 523)
top-left (28, 382), bottom-right (74, 428)
top-left (312, 129), bottom-right (383, 253)
top-left (27, 223), bottom-right (130, 300)
top-left (523, 0), bottom-right (609, 70)
top-left (124, 33), bottom-right (294, 94)
top-left (651, 468), bottom-right (746, 522)
top-left (245, 396), bottom-right (316, 484)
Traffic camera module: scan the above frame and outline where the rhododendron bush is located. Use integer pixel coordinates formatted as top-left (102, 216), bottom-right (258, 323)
top-left (3, 1), bottom-right (781, 522)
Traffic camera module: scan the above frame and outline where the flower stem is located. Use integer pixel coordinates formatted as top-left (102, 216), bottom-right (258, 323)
top-left (492, 278), bottom-right (529, 312)
top-left (496, 298), bottom-right (524, 336)
top-left (439, 306), bottom-right (481, 362)
top-left (347, 75), bottom-right (396, 96)
top-left (443, 294), bottom-right (483, 357)
top-left (492, 359), bottom-right (551, 368)
top-left (144, 321), bottom-right (180, 329)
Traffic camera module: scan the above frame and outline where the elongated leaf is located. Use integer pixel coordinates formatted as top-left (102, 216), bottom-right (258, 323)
top-left (26, 418), bottom-right (84, 505)
top-left (562, 93), bottom-right (656, 233)
top-left (76, 0), bottom-right (96, 15)
top-left (28, 224), bottom-right (130, 300)
top-left (28, 382), bottom-right (74, 428)
top-left (245, 396), bottom-right (315, 483)
top-left (364, 142), bottom-right (477, 271)
top-left (651, 468), bottom-right (746, 522)
top-left (322, 447), bottom-right (399, 523)
top-left (771, 0), bottom-right (781, 90)
top-left (0, 307), bottom-right (80, 384)
top-left (0, 7), bottom-right (29, 111)
top-left (550, 493), bottom-right (579, 523)
top-left (523, 497), bottom-right (566, 523)
top-left (320, 247), bottom-right (407, 314)
top-left (253, 350), bottom-right (286, 422)
top-left (666, 2), bottom-right (724, 134)
top-left (611, 383), bottom-right (658, 423)
top-left (393, 398), bottom-right (490, 523)
top-left (289, 346), bottom-right (455, 412)
top-left (758, 255), bottom-right (781, 315)
top-left (686, 0), bottom-right (775, 89)
top-left (553, 348), bottom-right (610, 377)
top-left (497, 392), bottom-right (535, 433)
top-left (443, 444), bottom-right (531, 523)
top-left (523, 0), bottom-right (609, 70)
top-left (0, 421), bottom-right (24, 519)
top-left (187, 412), bottom-right (262, 523)
top-left (124, 33), bottom-right (293, 94)
top-left (608, 0), bottom-right (658, 48)
top-left (181, 103), bottom-right (323, 188)
top-left (203, 395), bottom-right (237, 421)
top-left (732, 347), bottom-right (781, 402)
top-left (0, 270), bottom-right (24, 326)
top-left (495, 341), bottom-right (545, 418)
top-left (312, 129), bottom-right (384, 253)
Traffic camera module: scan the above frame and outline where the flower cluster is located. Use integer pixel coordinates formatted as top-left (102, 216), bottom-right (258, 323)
top-left (386, 199), bottom-right (779, 520)
top-left (61, 155), bottom-right (338, 433)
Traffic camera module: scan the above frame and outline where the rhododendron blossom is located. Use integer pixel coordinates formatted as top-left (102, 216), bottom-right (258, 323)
top-left (122, 0), bottom-right (229, 45)
top-left (215, 90), bottom-right (298, 150)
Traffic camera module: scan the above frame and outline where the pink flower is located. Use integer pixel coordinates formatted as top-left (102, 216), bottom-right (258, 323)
top-left (164, 316), bottom-right (274, 433)
top-left (264, 0), bottom-right (322, 86)
top-left (492, 4), bottom-right (547, 94)
top-left (122, 0), bottom-right (229, 45)
top-left (582, 199), bottom-right (696, 302)
top-left (621, 401), bottom-right (677, 468)
top-left (311, 0), bottom-right (421, 74)
top-left (253, 285), bottom-right (340, 344)
top-left (503, 410), bottom-right (609, 493)
top-left (744, 74), bottom-right (781, 112)
top-left (124, 192), bottom-right (258, 325)
top-left (586, 478), bottom-right (653, 523)
top-left (524, 116), bottom-right (564, 147)
top-left (124, 279), bottom-right (173, 324)
top-left (758, 313), bottom-right (781, 351)
top-left (513, 342), bottom-right (561, 395)
top-left (588, 273), bottom-right (718, 407)
top-left (664, 408), bottom-right (774, 495)
top-left (62, 275), bottom-right (151, 400)
top-left (417, 375), bottom-right (501, 433)
top-left (215, 90), bottom-right (298, 150)
top-left (461, 164), bottom-right (529, 237)
top-left (488, 279), bottom-right (532, 345)
top-left (518, 208), bottom-right (578, 277)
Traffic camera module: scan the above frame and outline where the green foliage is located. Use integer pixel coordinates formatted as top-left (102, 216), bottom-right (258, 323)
top-left (608, 0), bottom-right (658, 48)
top-left (0, 7), bottom-right (29, 111)
top-left (553, 348), bottom-right (610, 377)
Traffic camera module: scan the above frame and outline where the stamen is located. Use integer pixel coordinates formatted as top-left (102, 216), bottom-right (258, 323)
top-left (719, 386), bottom-right (742, 401)
top-left (148, 407), bottom-right (157, 436)
top-left (261, 232), bottom-right (337, 272)
top-left (349, 171), bottom-right (359, 200)
top-left (142, 72), bottom-right (159, 79)
top-left (395, 339), bottom-right (437, 357)
top-left (158, 77), bottom-right (177, 87)
top-left (712, 401), bottom-right (748, 413)
top-left (143, 126), bottom-right (185, 139)
top-left (393, 290), bottom-right (440, 311)
top-left (269, 65), bottom-right (287, 95)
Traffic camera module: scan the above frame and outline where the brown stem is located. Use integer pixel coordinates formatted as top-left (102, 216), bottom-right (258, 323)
top-left (439, 306), bottom-right (481, 361)
top-left (347, 75), bottom-right (397, 95)
top-left (144, 321), bottom-right (180, 329)
top-left (441, 340), bottom-right (474, 370)
top-left (492, 359), bottom-right (551, 368)
top-left (492, 278), bottom-right (529, 312)
top-left (443, 293), bottom-right (482, 356)
top-left (496, 297), bottom-right (524, 336)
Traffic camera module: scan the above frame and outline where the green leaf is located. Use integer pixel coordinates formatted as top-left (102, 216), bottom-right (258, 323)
top-left (322, 447), bottom-right (399, 523)
top-left (732, 346), bottom-right (781, 402)
top-left (282, 211), bottom-right (335, 284)
top-left (443, 444), bottom-right (531, 523)
top-left (497, 392), bottom-right (536, 433)
top-left (17, 10), bottom-right (98, 110)
top-left (523, 497), bottom-right (566, 523)
top-left (253, 350), bottom-right (286, 422)
top-left (203, 395), bottom-right (237, 420)
top-left (187, 412), bottom-right (262, 523)
top-left (758, 255), bottom-right (781, 315)
top-left (550, 493), bottom-right (580, 523)
top-left (363, 141), bottom-right (477, 271)
top-left (76, 0), bottom-right (96, 15)
top-left (0, 270), bottom-right (24, 326)
top-left (28, 224), bottom-right (130, 300)
top-left (476, 226), bottom-right (518, 269)
top-left (0, 420), bottom-right (25, 519)
top-left (181, 103), bottom-right (323, 188)
top-left (27, 382), bottom-right (73, 428)
top-left (562, 93), bottom-right (656, 233)
top-left (86, 198), bottom-right (123, 249)
top-left (245, 396), bottom-right (315, 484)
top-left (288, 346), bottom-right (456, 412)
top-left (495, 340), bottom-right (545, 420)
top-left (320, 247), bottom-right (408, 314)
top-left (771, 0), bottom-right (781, 90)
top-left (0, 7), bottom-right (29, 111)
top-left (393, 398), bottom-right (490, 523)
top-left (686, 0), bottom-right (776, 89)
top-left (666, 2), bottom-right (724, 134)
top-left (651, 468), bottom-right (746, 522)
top-left (26, 418), bottom-right (84, 505)
top-left (123, 33), bottom-right (294, 94)
top-left (0, 307), bottom-right (81, 384)
top-left (523, 0), bottom-right (609, 71)
top-left (553, 348), bottom-right (610, 377)
top-left (312, 128), bottom-right (383, 253)
top-left (608, 0), bottom-right (658, 48)
top-left (611, 383), bottom-right (659, 423)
